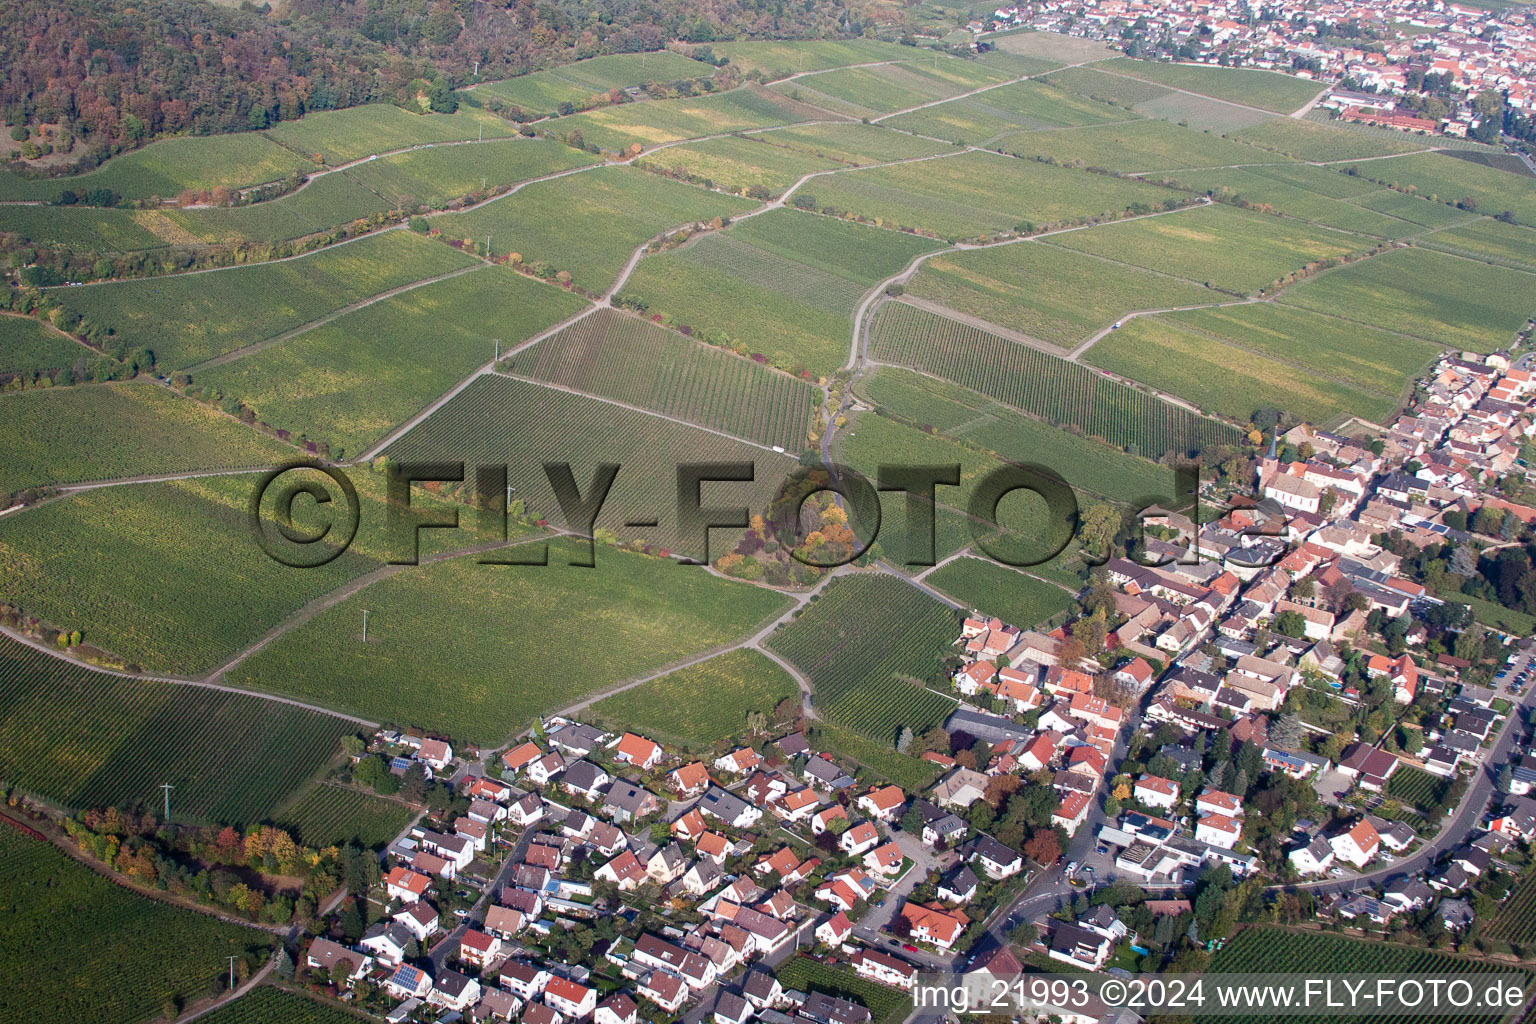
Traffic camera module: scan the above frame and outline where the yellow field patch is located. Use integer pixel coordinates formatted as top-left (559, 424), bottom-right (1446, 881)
top-left (132, 209), bottom-right (202, 246)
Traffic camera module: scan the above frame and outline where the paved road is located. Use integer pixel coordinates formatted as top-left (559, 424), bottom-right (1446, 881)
top-left (1290, 676), bottom-right (1535, 897)
top-left (428, 820), bottom-right (537, 974)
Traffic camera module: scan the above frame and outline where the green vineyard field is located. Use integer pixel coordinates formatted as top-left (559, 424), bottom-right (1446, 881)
top-left (768, 573), bottom-right (958, 744)
top-left (869, 301), bottom-right (1239, 457)
top-left (509, 307), bottom-right (816, 452)
top-left (0, 639), bottom-right (351, 824)
top-left (0, 828), bottom-right (266, 1024)
top-left (274, 785), bottom-right (416, 850)
top-left (589, 649), bottom-right (800, 752)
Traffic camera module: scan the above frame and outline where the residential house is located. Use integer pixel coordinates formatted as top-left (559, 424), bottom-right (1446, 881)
top-left (544, 977), bottom-right (597, 1020)
top-left (815, 911), bottom-right (853, 947)
top-left (1135, 775), bottom-right (1179, 811)
top-left (851, 949), bottom-right (917, 990)
top-left (562, 761), bottom-right (612, 801)
top-left (616, 732), bottom-right (665, 771)
top-left (668, 762), bottom-right (712, 798)
top-left (1330, 819), bottom-right (1381, 868)
top-left (898, 901), bottom-right (968, 950)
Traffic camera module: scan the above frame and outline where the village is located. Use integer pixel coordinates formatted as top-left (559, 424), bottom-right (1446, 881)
top-left (289, 346), bottom-right (1536, 1023)
top-left (974, 0), bottom-right (1536, 144)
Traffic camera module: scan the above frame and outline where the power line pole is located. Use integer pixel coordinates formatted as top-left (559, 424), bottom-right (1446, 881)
top-left (362, 609), bottom-right (369, 643)
top-left (494, 338), bottom-right (501, 362)
top-left (227, 955), bottom-right (238, 991)
top-left (160, 783), bottom-right (173, 823)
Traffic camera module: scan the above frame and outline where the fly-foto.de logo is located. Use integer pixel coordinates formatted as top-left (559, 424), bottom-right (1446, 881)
top-left (248, 459), bottom-right (1263, 571)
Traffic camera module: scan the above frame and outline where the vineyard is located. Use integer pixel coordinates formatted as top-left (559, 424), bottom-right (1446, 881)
top-left (261, 103), bottom-right (515, 166)
top-left (0, 382), bottom-right (294, 496)
top-left (196, 987), bottom-right (362, 1024)
top-left (775, 956), bottom-right (912, 1024)
top-left (0, 131), bottom-right (313, 203)
top-left (835, 411), bottom-right (1064, 566)
top-left (0, 639), bottom-right (352, 823)
top-left (1083, 314), bottom-right (1406, 427)
top-left (708, 39), bottom-right (911, 78)
top-left (1042, 202), bottom-right (1363, 297)
top-left (0, 202), bottom-right (170, 254)
top-left (340, 139), bottom-right (599, 208)
top-left (0, 474), bottom-right (392, 675)
top-left (227, 539), bottom-right (790, 745)
top-left (1278, 246), bottom-right (1536, 354)
top-left (770, 55), bottom-right (1015, 117)
top-left (856, 366), bottom-right (1178, 504)
top-left (0, 314), bottom-right (96, 376)
top-left (48, 230), bottom-right (476, 369)
top-left (906, 238), bottom-right (1221, 348)
top-left (433, 166), bottom-right (756, 293)
top-left (621, 209), bottom-right (943, 376)
top-left (638, 135), bottom-right (842, 197)
top-left (480, 51), bottom-right (714, 116)
top-left (1351, 188), bottom-right (1478, 229)
top-left (808, 721), bottom-right (944, 792)
top-left (0, 828), bottom-right (266, 1024)
top-left (621, 234), bottom-right (867, 378)
top-left (1418, 218), bottom-right (1536, 274)
top-left (1245, 161), bottom-right (1400, 199)
top-left (589, 649), bottom-right (800, 751)
top-left (1487, 867), bottom-right (1536, 948)
top-left (1000, 117), bottom-right (1273, 172)
top-left (1349, 151), bottom-right (1536, 228)
top-left (926, 557), bottom-right (1076, 630)
top-left (729, 209), bottom-right (946, 286)
top-left (883, 79), bottom-right (1125, 145)
top-left (806, 149), bottom-right (1174, 241)
top-left (154, 173), bottom-right (395, 246)
top-left (768, 574), bottom-right (959, 745)
top-left (384, 373), bottom-right (793, 558)
top-left (1207, 927), bottom-right (1525, 1024)
top-left (509, 307), bottom-right (816, 453)
top-left (1100, 58), bottom-right (1326, 113)
top-left (1167, 166), bottom-right (1416, 238)
top-left (547, 86), bottom-right (827, 154)
top-left (752, 122), bottom-right (953, 166)
top-left (274, 784), bottom-right (416, 850)
top-left (200, 264), bottom-right (587, 458)
top-left (1384, 764), bottom-right (1453, 812)
top-left (870, 302), bottom-right (1240, 458)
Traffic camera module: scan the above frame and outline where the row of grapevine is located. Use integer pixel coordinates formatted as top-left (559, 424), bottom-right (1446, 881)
top-left (688, 234), bottom-right (868, 314)
top-left (768, 574), bottom-right (959, 744)
top-left (198, 988), bottom-right (360, 1024)
top-left (0, 639), bottom-right (350, 825)
top-left (870, 301), bottom-right (1241, 458)
top-left (0, 829), bottom-right (266, 1024)
top-left (274, 784), bottom-right (416, 850)
top-left (1208, 927), bottom-right (1523, 1024)
top-left (509, 308), bottom-right (816, 452)
top-left (1488, 869), bottom-right (1536, 946)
